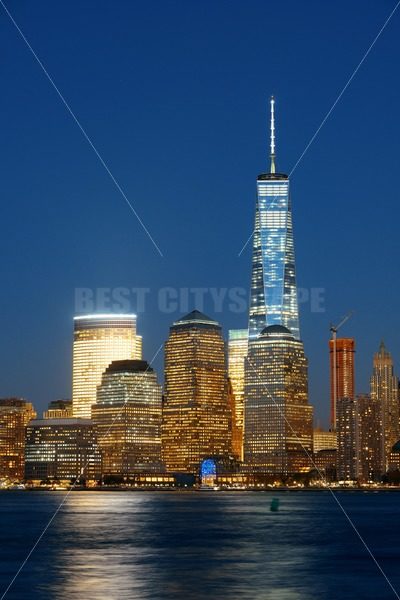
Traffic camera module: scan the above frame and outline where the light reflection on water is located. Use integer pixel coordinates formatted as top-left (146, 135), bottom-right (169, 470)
top-left (0, 491), bottom-right (400, 599)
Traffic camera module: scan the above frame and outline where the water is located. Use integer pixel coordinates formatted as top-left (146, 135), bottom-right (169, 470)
top-left (0, 490), bottom-right (399, 599)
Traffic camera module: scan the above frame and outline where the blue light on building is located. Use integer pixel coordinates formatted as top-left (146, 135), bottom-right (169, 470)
top-left (200, 458), bottom-right (217, 478)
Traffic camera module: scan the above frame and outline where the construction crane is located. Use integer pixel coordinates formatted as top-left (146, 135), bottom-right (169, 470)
top-left (330, 311), bottom-right (353, 430)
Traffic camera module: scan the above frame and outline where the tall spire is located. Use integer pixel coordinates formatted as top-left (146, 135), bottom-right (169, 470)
top-left (270, 95), bottom-right (276, 174)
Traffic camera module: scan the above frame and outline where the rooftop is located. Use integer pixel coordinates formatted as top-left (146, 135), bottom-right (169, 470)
top-left (257, 325), bottom-right (295, 340)
top-left (105, 359), bottom-right (153, 374)
top-left (172, 310), bottom-right (220, 329)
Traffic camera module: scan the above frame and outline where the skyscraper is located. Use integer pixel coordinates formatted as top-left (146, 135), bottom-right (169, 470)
top-left (92, 359), bottom-right (163, 476)
top-left (72, 314), bottom-right (141, 418)
top-left (370, 341), bottom-right (399, 473)
top-left (228, 329), bottom-right (248, 460)
top-left (329, 338), bottom-right (355, 429)
top-left (336, 397), bottom-right (358, 481)
top-left (357, 393), bottom-right (382, 482)
top-left (249, 97), bottom-right (299, 341)
top-left (162, 310), bottom-right (231, 474)
top-left (0, 398), bottom-right (36, 481)
top-left (244, 325), bottom-right (313, 474)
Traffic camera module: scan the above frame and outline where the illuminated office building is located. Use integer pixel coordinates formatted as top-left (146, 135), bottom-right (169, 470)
top-left (313, 428), bottom-right (337, 453)
top-left (43, 399), bottom-right (73, 419)
top-left (249, 97), bottom-right (300, 341)
top-left (329, 338), bottom-right (355, 429)
top-left (313, 427), bottom-right (337, 481)
top-left (336, 397), bottom-right (358, 481)
top-left (244, 325), bottom-right (313, 474)
top-left (92, 359), bottom-right (162, 476)
top-left (228, 329), bottom-right (248, 460)
top-left (370, 342), bottom-right (399, 473)
top-left (72, 314), bottom-right (141, 418)
top-left (357, 393), bottom-right (382, 482)
top-left (162, 310), bottom-right (231, 473)
top-left (227, 378), bottom-right (241, 461)
top-left (25, 418), bottom-right (101, 482)
top-left (0, 398), bottom-right (36, 480)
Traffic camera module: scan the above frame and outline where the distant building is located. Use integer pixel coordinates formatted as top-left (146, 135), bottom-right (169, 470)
top-left (336, 397), bottom-right (358, 481)
top-left (313, 428), bottom-right (337, 453)
top-left (228, 329), bottom-right (248, 460)
top-left (227, 378), bottom-right (242, 461)
top-left (329, 338), bottom-right (355, 429)
top-left (244, 325), bottom-right (313, 474)
top-left (162, 310), bottom-right (231, 474)
top-left (72, 314), bottom-right (141, 418)
top-left (92, 359), bottom-right (163, 476)
top-left (43, 399), bottom-right (73, 419)
top-left (357, 393), bottom-right (382, 482)
top-left (370, 341), bottom-right (399, 473)
top-left (0, 398), bottom-right (36, 480)
top-left (25, 418), bottom-right (101, 482)
top-left (313, 428), bottom-right (337, 481)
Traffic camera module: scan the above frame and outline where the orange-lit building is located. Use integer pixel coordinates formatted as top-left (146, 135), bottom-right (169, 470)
top-left (0, 398), bottom-right (36, 481)
top-left (162, 310), bottom-right (232, 474)
top-left (228, 329), bottom-right (248, 460)
top-left (329, 338), bottom-right (355, 429)
top-left (72, 314), bottom-right (141, 419)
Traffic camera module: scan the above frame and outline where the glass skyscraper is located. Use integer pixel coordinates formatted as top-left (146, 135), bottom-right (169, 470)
top-left (249, 97), bottom-right (299, 340)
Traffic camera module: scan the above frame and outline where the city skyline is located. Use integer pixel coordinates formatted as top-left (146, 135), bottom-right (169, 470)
top-left (1, 2), bottom-right (400, 427)
top-left (2, 4), bottom-right (400, 599)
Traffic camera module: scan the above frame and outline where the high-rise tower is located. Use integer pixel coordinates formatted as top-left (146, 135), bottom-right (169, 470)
top-left (370, 341), bottom-right (399, 473)
top-left (329, 338), bottom-right (355, 429)
top-left (162, 310), bottom-right (231, 473)
top-left (228, 329), bottom-right (248, 460)
top-left (249, 97), bottom-right (300, 340)
top-left (72, 314), bottom-right (141, 418)
top-left (244, 325), bottom-right (313, 474)
top-left (92, 360), bottom-right (163, 476)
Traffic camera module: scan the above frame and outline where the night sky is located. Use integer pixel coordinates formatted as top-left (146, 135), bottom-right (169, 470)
top-left (1, 0), bottom-right (399, 426)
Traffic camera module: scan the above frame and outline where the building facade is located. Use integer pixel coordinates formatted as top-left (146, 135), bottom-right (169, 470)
top-left (72, 314), bottom-right (141, 418)
top-left (244, 325), bottom-right (313, 474)
top-left (329, 338), bottom-right (355, 429)
top-left (313, 428), bottom-right (337, 482)
top-left (0, 398), bottom-right (36, 481)
top-left (162, 310), bottom-right (231, 473)
top-left (228, 329), bottom-right (248, 460)
top-left (249, 98), bottom-right (300, 341)
top-left (92, 359), bottom-right (162, 476)
top-left (370, 342), bottom-right (399, 474)
top-left (336, 397), bottom-right (358, 481)
top-left (25, 418), bottom-right (101, 482)
top-left (357, 393), bottom-right (382, 482)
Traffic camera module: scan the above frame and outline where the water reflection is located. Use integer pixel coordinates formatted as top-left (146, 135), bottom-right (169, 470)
top-left (1, 491), bottom-right (400, 599)
top-left (36, 492), bottom-right (323, 599)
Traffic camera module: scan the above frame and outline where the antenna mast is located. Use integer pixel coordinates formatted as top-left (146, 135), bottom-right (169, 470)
top-left (270, 96), bottom-right (276, 174)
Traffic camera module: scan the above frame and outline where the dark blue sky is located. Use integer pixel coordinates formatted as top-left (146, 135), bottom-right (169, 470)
top-left (1, 0), bottom-right (399, 425)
